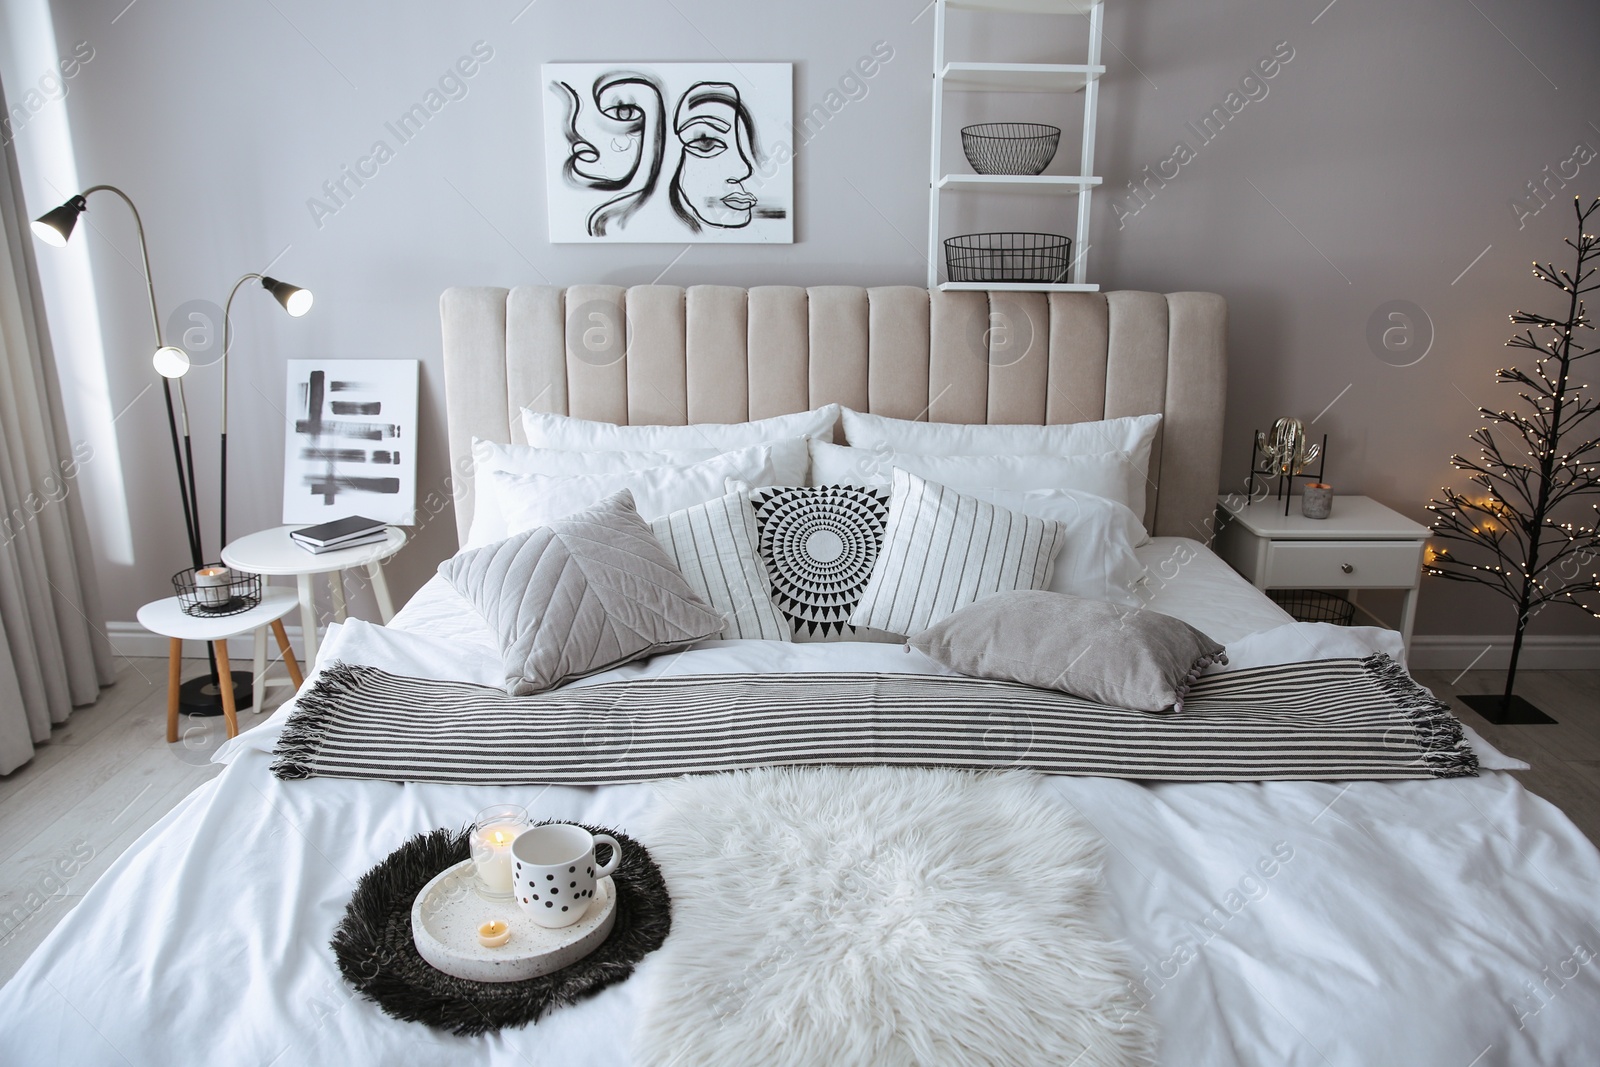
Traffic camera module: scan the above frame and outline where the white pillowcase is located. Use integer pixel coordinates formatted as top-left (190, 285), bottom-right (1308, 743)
top-left (971, 487), bottom-right (1147, 606)
top-left (476, 436), bottom-right (811, 486)
top-left (809, 440), bottom-right (1148, 534)
top-left (468, 438), bottom-right (807, 547)
top-left (486, 446), bottom-right (778, 545)
top-left (839, 407), bottom-right (1160, 459)
top-left (850, 469), bottom-right (1067, 636)
top-left (523, 404), bottom-right (840, 453)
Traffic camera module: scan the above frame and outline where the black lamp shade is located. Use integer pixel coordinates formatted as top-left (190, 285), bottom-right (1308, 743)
top-left (261, 276), bottom-right (313, 317)
top-left (31, 196), bottom-right (88, 247)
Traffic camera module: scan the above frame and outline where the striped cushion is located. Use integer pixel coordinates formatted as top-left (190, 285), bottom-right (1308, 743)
top-left (650, 491), bottom-right (791, 641)
top-left (850, 469), bottom-right (1066, 636)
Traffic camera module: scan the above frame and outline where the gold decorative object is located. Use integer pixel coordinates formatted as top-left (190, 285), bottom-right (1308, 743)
top-left (1255, 417), bottom-right (1322, 478)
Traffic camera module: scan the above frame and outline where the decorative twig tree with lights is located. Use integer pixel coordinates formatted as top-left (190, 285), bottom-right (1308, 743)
top-left (1426, 195), bottom-right (1600, 724)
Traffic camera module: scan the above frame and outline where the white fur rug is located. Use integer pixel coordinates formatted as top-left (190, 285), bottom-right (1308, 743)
top-left (636, 767), bottom-right (1153, 1067)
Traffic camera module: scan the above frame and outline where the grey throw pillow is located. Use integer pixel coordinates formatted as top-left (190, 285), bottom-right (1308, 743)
top-left (907, 590), bottom-right (1226, 713)
top-left (440, 489), bottom-right (723, 695)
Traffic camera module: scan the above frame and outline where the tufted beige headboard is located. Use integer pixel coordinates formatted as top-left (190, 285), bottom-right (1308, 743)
top-left (440, 285), bottom-right (1227, 546)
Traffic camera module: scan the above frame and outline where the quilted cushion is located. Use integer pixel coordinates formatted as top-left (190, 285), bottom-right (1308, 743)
top-left (439, 490), bottom-right (723, 694)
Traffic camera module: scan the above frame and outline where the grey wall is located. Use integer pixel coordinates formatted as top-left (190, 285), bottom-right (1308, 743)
top-left (7, 0), bottom-right (1599, 643)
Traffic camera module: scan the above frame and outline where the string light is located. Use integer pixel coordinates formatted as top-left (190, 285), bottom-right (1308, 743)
top-left (1426, 196), bottom-right (1600, 698)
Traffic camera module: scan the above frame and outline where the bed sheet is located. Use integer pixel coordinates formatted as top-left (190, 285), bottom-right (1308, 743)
top-left (5, 546), bottom-right (1593, 1066)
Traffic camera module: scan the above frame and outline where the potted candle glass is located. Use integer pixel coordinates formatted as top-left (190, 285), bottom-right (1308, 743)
top-left (469, 804), bottom-right (529, 900)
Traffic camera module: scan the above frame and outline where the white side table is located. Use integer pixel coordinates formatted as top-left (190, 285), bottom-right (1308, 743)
top-left (136, 591), bottom-right (304, 741)
top-left (222, 526), bottom-right (407, 669)
top-left (1214, 494), bottom-right (1431, 651)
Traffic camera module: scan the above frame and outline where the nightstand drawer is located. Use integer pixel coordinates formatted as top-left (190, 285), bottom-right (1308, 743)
top-left (1264, 540), bottom-right (1423, 589)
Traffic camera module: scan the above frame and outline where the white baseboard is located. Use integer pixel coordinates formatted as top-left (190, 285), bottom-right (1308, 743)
top-left (1406, 634), bottom-right (1600, 671)
top-left (108, 620), bottom-right (309, 661)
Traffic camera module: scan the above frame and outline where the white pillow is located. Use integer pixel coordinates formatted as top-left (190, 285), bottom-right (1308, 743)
top-left (468, 438), bottom-right (807, 547)
top-left (475, 436), bottom-right (811, 486)
top-left (808, 440), bottom-right (1148, 533)
top-left (849, 469), bottom-right (1067, 636)
top-left (485, 446), bottom-right (778, 546)
top-left (970, 488), bottom-right (1147, 606)
top-left (523, 404), bottom-right (839, 453)
top-left (839, 408), bottom-right (1160, 460)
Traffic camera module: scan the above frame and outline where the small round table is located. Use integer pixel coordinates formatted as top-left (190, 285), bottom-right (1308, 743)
top-left (136, 591), bottom-right (304, 741)
top-left (221, 525), bottom-right (407, 668)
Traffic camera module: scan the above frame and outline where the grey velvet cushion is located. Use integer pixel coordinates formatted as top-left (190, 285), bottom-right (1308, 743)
top-left (439, 489), bottom-right (723, 695)
top-left (908, 590), bottom-right (1226, 713)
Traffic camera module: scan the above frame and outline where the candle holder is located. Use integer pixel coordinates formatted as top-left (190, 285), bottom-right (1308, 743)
top-left (470, 804), bottom-right (529, 901)
top-left (172, 563), bottom-right (261, 618)
top-left (1301, 483), bottom-right (1334, 519)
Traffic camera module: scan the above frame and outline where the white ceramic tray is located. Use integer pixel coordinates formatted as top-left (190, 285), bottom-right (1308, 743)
top-left (411, 860), bottom-right (616, 983)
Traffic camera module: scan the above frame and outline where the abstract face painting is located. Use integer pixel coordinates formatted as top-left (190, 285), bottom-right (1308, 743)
top-left (543, 63), bottom-right (792, 243)
top-left (670, 82), bottom-right (757, 231)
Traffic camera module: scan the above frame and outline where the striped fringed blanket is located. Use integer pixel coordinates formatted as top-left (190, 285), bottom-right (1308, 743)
top-left (270, 654), bottom-right (1477, 785)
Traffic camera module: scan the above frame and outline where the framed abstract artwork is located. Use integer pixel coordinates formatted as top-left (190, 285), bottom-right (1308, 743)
top-left (281, 359), bottom-right (418, 525)
top-left (542, 62), bottom-right (793, 244)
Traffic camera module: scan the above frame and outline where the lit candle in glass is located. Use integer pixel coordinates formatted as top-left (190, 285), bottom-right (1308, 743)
top-left (470, 804), bottom-right (528, 899)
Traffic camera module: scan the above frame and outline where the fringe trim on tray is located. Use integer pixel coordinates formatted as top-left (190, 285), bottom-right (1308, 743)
top-left (270, 660), bottom-right (368, 780)
top-left (1359, 652), bottom-right (1480, 778)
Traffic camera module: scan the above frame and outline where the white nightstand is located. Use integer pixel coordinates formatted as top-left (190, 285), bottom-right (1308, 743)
top-left (221, 525), bottom-right (407, 669)
top-left (1214, 494), bottom-right (1431, 651)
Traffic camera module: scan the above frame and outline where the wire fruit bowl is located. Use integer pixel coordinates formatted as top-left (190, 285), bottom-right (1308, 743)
top-left (960, 123), bottom-right (1061, 176)
top-left (172, 565), bottom-right (262, 618)
top-left (944, 232), bottom-right (1074, 284)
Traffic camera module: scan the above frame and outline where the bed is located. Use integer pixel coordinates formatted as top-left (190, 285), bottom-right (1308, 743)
top-left (3, 285), bottom-right (1598, 1066)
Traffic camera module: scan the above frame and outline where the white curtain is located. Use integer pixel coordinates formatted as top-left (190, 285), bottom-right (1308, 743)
top-left (0, 81), bottom-right (114, 775)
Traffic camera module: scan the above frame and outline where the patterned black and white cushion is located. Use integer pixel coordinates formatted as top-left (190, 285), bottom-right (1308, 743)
top-left (749, 485), bottom-right (892, 639)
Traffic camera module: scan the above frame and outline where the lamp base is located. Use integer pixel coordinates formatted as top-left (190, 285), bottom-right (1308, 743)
top-left (179, 671), bottom-right (254, 717)
top-left (1460, 693), bottom-right (1556, 726)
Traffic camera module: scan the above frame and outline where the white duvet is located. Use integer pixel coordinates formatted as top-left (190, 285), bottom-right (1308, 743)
top-left (3, 540), bottom-right (1598, 1066)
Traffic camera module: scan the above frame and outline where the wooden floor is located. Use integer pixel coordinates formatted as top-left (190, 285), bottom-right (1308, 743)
top-left (0, 656), bottom-right (290, 987)
top-left (0, 660), bottom-right (1596, 987)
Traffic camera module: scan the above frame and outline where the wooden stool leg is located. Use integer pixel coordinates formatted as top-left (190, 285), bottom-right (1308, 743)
top-left (213, 640), bottom-right (240, 739)
top-left (271, 618), bottom-right (304, 690)
top-left (166, 638), bottom-right (182, 743)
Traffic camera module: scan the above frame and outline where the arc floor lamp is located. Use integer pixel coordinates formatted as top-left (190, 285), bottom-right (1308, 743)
top-left (32, 188), bottom-right (313, 716)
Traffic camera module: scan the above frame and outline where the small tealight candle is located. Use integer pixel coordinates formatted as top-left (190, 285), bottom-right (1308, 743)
top-left (477, 919), bottom-right (511, 948)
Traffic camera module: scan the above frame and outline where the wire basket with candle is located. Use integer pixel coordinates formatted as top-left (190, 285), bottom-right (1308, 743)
top-left (172, 564), bottom-right (261, 618)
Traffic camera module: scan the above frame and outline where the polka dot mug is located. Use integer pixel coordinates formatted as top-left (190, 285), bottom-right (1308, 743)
top-left (510, 823), bottom-right (621, 929)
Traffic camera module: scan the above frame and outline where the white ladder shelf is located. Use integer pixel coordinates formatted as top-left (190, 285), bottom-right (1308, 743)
top-left (926, 0), bottom-right (1105, 292)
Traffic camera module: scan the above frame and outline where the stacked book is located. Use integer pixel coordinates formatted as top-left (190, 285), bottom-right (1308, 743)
top-left (291, 516), bottom-right (388, 555)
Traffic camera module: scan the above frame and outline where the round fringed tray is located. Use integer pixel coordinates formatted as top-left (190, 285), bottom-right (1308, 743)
top-left (331, 823), bottom-right (670, 1036)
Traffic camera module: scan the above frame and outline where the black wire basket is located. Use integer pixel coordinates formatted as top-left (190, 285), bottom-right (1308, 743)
top-left (172, 564), bottom-right (262, 619)
top-left (1267, 589), bottom-right (1355, 626)
top-left (960, 123), bottom-right (1061, 176)
top-left (944, 232), bottom-right (1074, 284)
